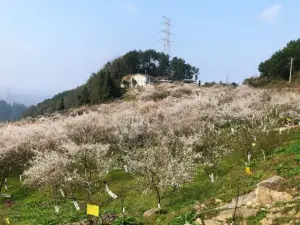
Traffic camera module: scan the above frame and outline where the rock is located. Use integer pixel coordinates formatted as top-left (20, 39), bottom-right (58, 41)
top-left (215, 199), bottom-right (223, 204)
top-left (267, 212), bottom-right (282, 219)
top-left (255, 186), bottom-right (293, 205)
top-left (260, 218), bottom-right (272, 225)
top-left (220, 176), bottom-right (292, 210)
top-left (195, 218), bottom-right (221, 225)
top-left (101, 213), bottom-right (117, 224)
top-left (264, 204), bottom-right (272, 208)
top-left (203, 219), bottom-right (220, 225)
top-left (219, 191), bottom-right (256, 209)
top-left (194, 202), bottom-right (203, 211)
top-left (143, 208), bottom-right (166, 217)
top-left (270, 207), bottom-right (280, 213)
top-left (62, 218), bottom-right (98, 225)
top-left (201, 203), bottom-right (207, 209)
top-left (195, 218), bottom-right (203, 224)
top-left (257, 176), bottom-right (284, 187)
top-left (216, 208), bottom-right (258, 221)
top-left (193, 202), bottom-right (207, 213)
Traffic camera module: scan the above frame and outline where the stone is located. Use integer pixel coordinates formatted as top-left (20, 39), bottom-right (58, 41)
top-left (143, 208), bottom-right (166, 217)
top-left (267, 212), bottom-right (282, 219)
top-left (101, 213), bottom-right (117, 224)
top-left (201, 203), bottom-right (207, 209)
top-left (203, 219), bottom-right (220, 225)
top-left (270, 207), bottom-right (280, 213)
top-left (195, 218), bottom-right (203, 224)
top-left (215, 199), bottom-right (223, 204)
top-left (216, 208), bottom-right (258, 222)
top-left (260, 218), bottom-right (271, 225)
top-left (219, 191), bottom-right (256, 209)
top-left (256, 176), bottom-right (284, 187)
top-left (255, 186), bottom-right (293, 205)
top-left (193, 202), bottom-right (207, 213)
top-left (62, 218), bottom-right (98, 225)
top-left (264, 204), bottom-right (272, 208)
top-left (195, 218), bottom-right (221, 225)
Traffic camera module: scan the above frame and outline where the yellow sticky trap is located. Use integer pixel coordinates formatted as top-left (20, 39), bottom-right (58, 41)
top-left (252, 143), bottom-right (256, 147)
top-left (6, 218), bottom-right (10, 224)
top-left (245, 166), bottom-right (252, 175)
top-left (87, 204), bottom-right (99, 217)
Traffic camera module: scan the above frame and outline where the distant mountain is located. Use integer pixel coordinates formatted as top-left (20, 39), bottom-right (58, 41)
top-left (0, 100), bottom-right (27, 121)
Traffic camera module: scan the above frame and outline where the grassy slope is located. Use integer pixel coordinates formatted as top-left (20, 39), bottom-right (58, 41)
top-left (1, 129), bottom-right (300, 225)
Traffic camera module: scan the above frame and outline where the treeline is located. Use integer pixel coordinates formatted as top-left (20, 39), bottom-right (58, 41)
top-left (23, 49), bottom-right (199, 117)
top-left (0, 100), bottom-right (27, 121)
top-left (244, 38), bottom-right (300, 87)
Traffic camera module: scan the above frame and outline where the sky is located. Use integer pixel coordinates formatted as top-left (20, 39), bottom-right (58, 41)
top-left (0, 0), bottom-right (299, 105)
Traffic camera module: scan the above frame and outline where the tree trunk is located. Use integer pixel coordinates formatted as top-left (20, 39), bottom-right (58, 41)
top-left (154, 186), bottom-right (161, 209)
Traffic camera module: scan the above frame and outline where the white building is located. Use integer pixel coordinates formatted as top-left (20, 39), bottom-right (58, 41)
top-left (121, 74), bottom-right (155, 88)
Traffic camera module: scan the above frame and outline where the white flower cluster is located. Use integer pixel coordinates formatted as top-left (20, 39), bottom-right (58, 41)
top-left (0, 84), bottom-right (299, 202)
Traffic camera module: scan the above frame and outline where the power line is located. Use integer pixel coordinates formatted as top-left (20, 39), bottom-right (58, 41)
top-left (160, 16), bottom-right (172, 56)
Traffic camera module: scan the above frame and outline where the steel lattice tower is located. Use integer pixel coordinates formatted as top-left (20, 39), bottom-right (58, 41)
top-left (161, 16), bottom-right (172, 56)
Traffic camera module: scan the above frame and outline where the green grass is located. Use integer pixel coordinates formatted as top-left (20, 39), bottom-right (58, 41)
top-left (1, 129), bottom-right (300, 224)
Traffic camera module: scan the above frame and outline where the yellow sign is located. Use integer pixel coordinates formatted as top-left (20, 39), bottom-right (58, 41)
top-left (245, 166), bottom-right (252, 175)
top-left (6, 218), bottom-right (10, 224)
top-left (87, 204), bottom-right (99, 217)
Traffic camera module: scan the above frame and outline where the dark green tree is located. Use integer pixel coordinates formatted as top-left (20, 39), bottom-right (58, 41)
top-left (78, 86), bottom-right (91, 105)
top-left (258, 39), bottom-right (300, 80)
top-left (58, 98), bottom-right (65, 111)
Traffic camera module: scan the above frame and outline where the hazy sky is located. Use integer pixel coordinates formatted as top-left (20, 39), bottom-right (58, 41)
top-left (0, 0), bottom-right (299, 105)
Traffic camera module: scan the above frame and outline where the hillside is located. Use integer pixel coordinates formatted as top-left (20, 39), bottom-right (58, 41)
top-left (22, 49), bottom-right (199, 118)
top-left (0, 84), bottom-right (300, 224)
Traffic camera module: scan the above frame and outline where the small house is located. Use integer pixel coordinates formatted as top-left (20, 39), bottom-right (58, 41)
top-left (121, 74), bottom-right (155, 88)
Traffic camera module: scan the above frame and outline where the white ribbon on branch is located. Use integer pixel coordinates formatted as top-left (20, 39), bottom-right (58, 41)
top-left (105, 183), bottom-right (118, 199)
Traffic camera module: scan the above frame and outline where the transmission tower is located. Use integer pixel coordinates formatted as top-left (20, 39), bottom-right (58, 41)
top-left (160, 16), bottom-right (172, 56)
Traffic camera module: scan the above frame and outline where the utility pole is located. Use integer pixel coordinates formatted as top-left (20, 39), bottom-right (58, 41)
top-left (289, 57), bottom-right (294, 83)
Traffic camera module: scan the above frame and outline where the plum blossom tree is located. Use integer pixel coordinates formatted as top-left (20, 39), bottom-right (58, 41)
top-left (24, 143), bottom-right (111, 203)
top-left (124, 137), bottom-right (199, 209)
top-left (193, 129), bottom-right (230, 183)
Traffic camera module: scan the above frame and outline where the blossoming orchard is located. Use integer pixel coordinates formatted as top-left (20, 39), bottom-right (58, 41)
top-left (0, 84), bottom-right (299, 222)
